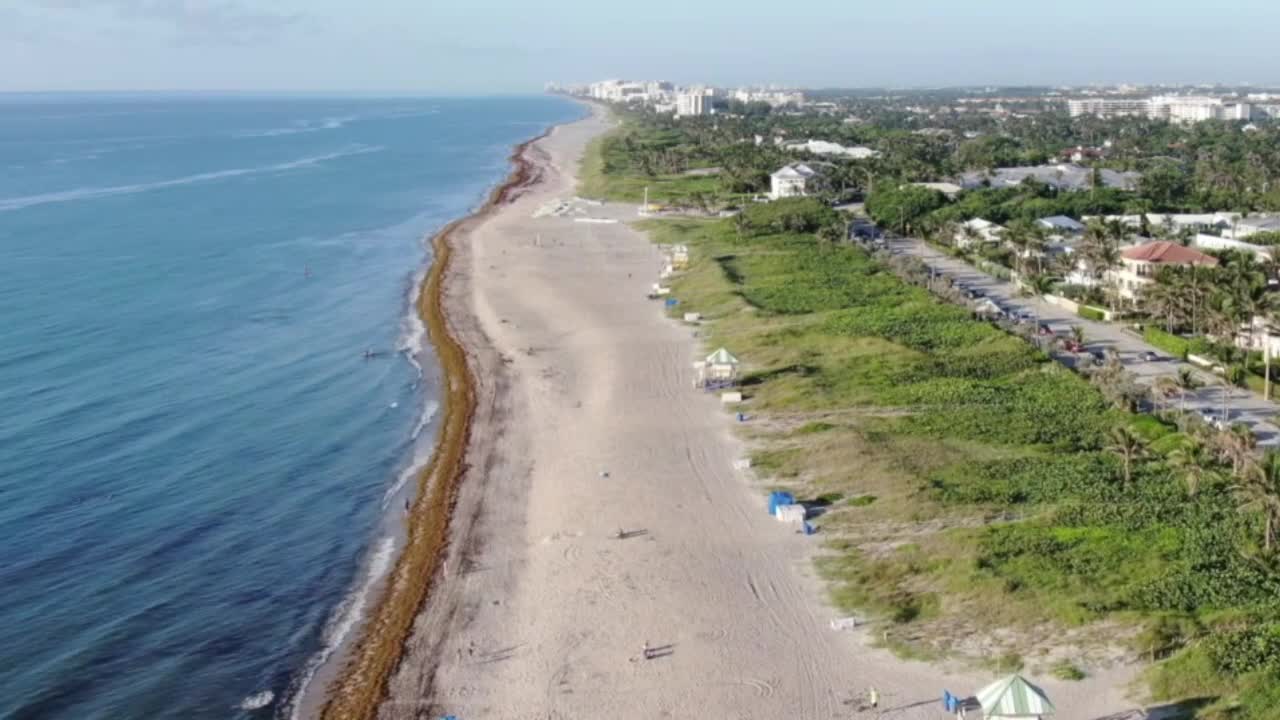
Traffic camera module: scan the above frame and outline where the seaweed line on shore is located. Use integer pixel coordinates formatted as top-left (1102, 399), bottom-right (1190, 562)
top-left (317, 127), bottom-right (553, 720)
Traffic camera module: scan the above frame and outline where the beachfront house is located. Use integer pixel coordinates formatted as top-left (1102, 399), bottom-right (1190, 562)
top-left (953, 218), bottom-right (1004, 249)
top-left (1229, 215), bottom-right (1280, 239)
top-left (1108, 240), bottom-right (1218, 302)
top-left (911, 181), bottom-right (962, 199)
top-left (1036, 215), bottom-right (1085, 234)
top-left (960, 164), bottom-right (1141, 192)
top-left (769, 163), bottom-right (823, 199)
top-left (781, 139), bottom-right (880, 160)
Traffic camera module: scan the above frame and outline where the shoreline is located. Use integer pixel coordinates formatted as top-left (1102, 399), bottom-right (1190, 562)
top-left (315, 123), bottom-right (560, 720)
top-left (315, 97), bottom-right (1145, 720)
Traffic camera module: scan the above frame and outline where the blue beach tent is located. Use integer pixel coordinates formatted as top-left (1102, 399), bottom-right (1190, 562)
top-left (768, 491), bottom-right (795, 515)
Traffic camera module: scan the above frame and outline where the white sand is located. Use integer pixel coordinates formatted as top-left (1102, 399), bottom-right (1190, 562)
top-left (379, 105), bottom-right (1149, 720)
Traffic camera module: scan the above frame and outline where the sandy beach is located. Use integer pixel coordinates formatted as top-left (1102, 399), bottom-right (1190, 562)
top-left (366, 103), bottom-right (1149, 720)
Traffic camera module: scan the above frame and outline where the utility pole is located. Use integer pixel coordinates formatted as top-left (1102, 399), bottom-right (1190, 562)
top-left (1266, 337), bottom-right (1272, 402)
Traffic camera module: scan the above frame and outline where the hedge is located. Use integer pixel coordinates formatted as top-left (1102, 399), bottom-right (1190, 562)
top-left (1143, 327), bottom-right (1191, 359)
top-left (1077, 306), bottom-right (1106, 322)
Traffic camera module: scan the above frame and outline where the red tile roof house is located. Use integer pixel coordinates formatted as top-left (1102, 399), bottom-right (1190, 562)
top-left (1111, 240), bottom-right (1218, 301)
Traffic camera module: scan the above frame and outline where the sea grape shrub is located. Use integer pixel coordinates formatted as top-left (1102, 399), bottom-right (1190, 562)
top-left (739, 197), bottom-right (840, 236)
top-left (929, 455), bottom-right (1117, 505)
top-left (895, 371), bottom-right (1111, 449)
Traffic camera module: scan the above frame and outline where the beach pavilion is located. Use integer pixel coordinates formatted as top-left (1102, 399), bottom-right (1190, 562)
top-left (694, 347), bottom-right (740, 388)
top-left (974, 674), bottom-right (1055, 718)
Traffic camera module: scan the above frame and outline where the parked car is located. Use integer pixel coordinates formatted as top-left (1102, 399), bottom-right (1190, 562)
top-left (1140, 351), bottom-right (1160, 362)
top-left (1090, 350), bottom-right (1106, 366)
top-left (1037, 323), bottom-right (1053, 336)
top-left (1063, 340), bottom-right (1084, 353)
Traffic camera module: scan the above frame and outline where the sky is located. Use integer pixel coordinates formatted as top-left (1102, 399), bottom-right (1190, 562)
top-left (1, 0), bottom-right (1277, 93)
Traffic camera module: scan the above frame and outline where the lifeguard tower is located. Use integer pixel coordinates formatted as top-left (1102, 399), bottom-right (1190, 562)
top-left (693, 347), bottom-right (739, 389)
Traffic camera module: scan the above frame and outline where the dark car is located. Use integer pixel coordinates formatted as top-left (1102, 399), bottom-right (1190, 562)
top-left (1037, 323), bottom-right (1053, 336)
top-left (1141, 351), bottom-right (1160, 362)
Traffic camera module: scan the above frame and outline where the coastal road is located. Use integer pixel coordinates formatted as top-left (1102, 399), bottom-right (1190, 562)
top-left (884, 235), bottom-right (1280, 448)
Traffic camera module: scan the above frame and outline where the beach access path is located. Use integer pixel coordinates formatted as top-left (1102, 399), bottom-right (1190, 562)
top-left (376, 104), bottom-right (1149, 720)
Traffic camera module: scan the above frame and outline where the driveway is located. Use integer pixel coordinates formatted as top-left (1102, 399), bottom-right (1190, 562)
top-left (884, 236), bottom-right (1280, 448)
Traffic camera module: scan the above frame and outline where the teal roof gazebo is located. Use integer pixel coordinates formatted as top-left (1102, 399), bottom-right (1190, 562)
top-left (974, 674), bottom-right (1056, 718)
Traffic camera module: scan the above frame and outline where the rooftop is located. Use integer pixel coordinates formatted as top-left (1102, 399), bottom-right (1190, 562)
top-left (960, 164), bottom-right (1141, 192)
top-left (772, 163), bottom-right (821, 179)
top-left (1121, 240), bottom-right (1218, 266)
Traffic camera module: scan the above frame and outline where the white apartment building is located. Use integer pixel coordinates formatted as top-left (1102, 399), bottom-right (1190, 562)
top-left (1067, 98), bottom-right (1150, 118)
top-left (732, 89), bottom-right (805, 108)
top-left (675, 92), bottom-right (712, 117)
top-left (1067, 95), bottom-right (1253, 123)
top-left (588, 79), bottom-right (674, 105)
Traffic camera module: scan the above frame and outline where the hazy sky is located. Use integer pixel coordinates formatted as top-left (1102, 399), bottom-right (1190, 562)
top-left (1, 0), bottom-right (1276, 93)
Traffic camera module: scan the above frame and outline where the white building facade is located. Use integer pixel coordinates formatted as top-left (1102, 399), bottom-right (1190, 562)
top-left (675, 92), bottom-right (712, 117)
top-left (769, 163), bottom-right (821, 199)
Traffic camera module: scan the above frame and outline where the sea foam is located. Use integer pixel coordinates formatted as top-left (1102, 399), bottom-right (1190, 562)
top-left (284, 535), bottom-right (396, 720)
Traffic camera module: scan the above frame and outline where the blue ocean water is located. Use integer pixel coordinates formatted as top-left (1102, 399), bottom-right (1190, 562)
top-left (0, 94), bottom-right (582, 719)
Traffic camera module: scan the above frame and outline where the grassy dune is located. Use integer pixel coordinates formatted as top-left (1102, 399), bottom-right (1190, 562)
top-left (639, 211), bottom-right (1280, 718)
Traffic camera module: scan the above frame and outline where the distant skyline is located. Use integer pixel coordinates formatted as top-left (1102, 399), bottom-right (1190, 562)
top-left (2, 0), bottom-right (1277, 93)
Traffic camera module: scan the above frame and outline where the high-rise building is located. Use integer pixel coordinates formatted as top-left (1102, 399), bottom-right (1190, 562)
top-left (675, 92), bottom-right (712, 117)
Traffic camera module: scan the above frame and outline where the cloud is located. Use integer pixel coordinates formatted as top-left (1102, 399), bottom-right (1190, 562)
top-left (28, 0), bottom-right (304, 45)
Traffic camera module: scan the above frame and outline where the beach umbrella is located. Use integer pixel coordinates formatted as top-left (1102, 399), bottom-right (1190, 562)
top-left (974, 674), bottom-right (1055, 717)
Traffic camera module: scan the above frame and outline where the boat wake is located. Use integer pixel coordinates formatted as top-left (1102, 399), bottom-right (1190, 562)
top-left (0, 145), bottom-right (385, 213)
top-left (236, 115), bottom-right (360, 138)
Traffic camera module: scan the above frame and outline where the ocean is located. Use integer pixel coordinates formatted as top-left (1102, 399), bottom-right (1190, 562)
top-left (0, 94), bottom-right (582, 719)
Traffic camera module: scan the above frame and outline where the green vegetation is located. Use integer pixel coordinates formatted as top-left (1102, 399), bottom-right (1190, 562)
top-left (1144, 326), bottom-right (1194, 359)
top-left (587, 107), bottom-right (1280, 717)
top-left (578, 129), bottom-right (731, 206)
top-left (1051, 661), bottom-right (1087, 681)
top-left (1077, 306), bottom-right (1105, 321)
top-left (637, 207), bottom-right (1280, 710)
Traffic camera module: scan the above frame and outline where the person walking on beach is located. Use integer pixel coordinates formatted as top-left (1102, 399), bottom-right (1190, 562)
top-left (867, 686), bottom-right (879, 709)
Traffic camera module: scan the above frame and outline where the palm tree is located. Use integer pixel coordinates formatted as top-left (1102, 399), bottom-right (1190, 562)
top-left (733, 211), bottom-right (749, 242)
top-left (1212, 422), bottom-right (1259, 476)
top-left (1107, 426), bottom-right (1147, 485)
top-left (816, 221), bottom-right (845, 248)
top-left (1175, 367), bottom-right (1199, 412)
top-left (1139, 281), bottom-right (1183, 334)
top-left (1237, 449), bottom-right (1280, 553)
top-left (1169, 439), bottom-right (1220, 497)
top-left (1070, 325), bottom-right (1086, 346)
top-left (1153, 375), bottom-right (1180, 412)
top-left (1003, 220), bottom-right (1034, 278)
